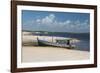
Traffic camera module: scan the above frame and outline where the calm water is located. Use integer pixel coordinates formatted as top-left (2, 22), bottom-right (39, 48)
top-left (56, 33), bottom-right (90, 51)
top-left (33, 32), bottom-right (90, 51)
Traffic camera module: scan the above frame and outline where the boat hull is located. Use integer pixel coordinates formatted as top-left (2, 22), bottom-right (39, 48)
top-left (37, 39), bottom-right (75, 49)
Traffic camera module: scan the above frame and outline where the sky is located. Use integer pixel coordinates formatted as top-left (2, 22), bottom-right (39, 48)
top-left (22, 10), bottom-right (90, 33)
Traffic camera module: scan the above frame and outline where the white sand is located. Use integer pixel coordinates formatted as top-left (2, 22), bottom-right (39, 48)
top-left (22, 32), bottom-right (90, 63)
top-left (22, 46), bottom-right (89, 62)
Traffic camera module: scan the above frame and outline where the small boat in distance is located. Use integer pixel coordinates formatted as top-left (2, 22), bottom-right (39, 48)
top-left (37, 37), bottom-right (75, 49)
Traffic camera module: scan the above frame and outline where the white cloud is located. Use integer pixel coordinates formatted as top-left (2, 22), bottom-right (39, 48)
top-left (23, 13), bottom-right (89, 32)
top-left (36, 19), bottom-right (41, 22)
top-left (64, 20), bottom-right (71, 24)
top-left (41, 14), bottom-right (55, 24)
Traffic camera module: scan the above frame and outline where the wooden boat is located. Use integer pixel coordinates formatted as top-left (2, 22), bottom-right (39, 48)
top-left (37, 38), bottom-right (75, 49)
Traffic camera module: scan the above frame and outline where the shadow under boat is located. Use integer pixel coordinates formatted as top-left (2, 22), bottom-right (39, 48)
top-left (37, 37), bottom-right (75, 49)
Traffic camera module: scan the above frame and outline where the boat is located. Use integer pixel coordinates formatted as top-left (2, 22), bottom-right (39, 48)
top-left (37, 37), bottom-right (75, 49)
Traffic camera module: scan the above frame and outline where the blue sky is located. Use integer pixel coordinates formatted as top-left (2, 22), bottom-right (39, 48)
top-left (22, 10), bottom-right (90, 33)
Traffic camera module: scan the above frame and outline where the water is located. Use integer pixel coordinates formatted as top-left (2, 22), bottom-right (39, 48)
top-left (33, 32), bottom-right (90, 51)
top-left (57, 33), bottom-right (90, 51)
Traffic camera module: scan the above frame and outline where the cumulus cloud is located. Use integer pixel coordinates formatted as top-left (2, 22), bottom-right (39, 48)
top-left (37, 14), bottom-right (55, 24)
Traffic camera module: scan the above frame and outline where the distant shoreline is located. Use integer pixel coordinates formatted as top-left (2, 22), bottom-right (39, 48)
top-left (22, 30), bottom-right (90, 34)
